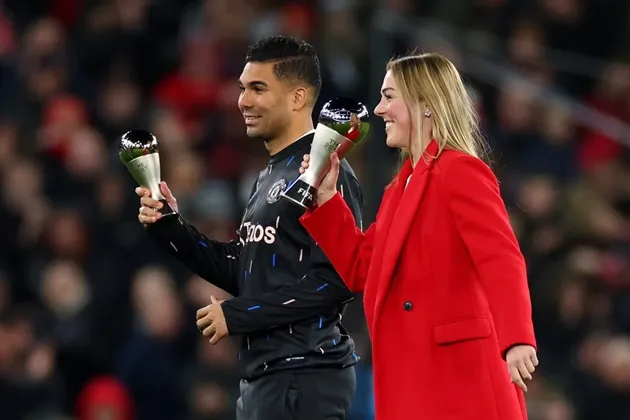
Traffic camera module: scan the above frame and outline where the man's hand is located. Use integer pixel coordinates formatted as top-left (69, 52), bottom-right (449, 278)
top-left (506, 345), bottom-right (538, 392)
top-left (196, 296), bottom-right (229, 344)
top-left (136, 181), bottom-right (178, 225)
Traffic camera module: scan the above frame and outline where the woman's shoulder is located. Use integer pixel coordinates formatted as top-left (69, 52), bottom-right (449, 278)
top-left (433, 150), bottom-right (499, 192)
top-left (435, 149), bottom-right (493, 176)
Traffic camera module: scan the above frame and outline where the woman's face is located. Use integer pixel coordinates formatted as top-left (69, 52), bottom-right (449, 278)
top-left (374, 70), bottom-right (413, 149)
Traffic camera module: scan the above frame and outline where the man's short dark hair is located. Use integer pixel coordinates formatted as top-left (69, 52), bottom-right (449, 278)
top-left (246, 36), bottom-right (321, 103)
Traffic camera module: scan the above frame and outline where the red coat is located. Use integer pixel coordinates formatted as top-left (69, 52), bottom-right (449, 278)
top-left (300, 141), bottom-right (536, 420)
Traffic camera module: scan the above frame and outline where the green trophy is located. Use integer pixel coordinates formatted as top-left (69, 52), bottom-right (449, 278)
top-left (281, 97), bottom-right (370, 209)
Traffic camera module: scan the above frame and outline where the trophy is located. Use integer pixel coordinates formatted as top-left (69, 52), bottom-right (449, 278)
top-left (118, 129), bottom-right (177, 218)
top-left (281, 97), bottom-right (370, 209)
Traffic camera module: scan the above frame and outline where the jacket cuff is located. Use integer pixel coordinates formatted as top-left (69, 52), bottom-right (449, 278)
top-left (300, 192), bottom-right (344, 225)
top-left (145, 213), bottom-right (184, 238)
top-left (220, 300), bottom-right (246, 336)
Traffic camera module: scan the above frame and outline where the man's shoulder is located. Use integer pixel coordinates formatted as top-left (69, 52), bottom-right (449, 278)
top-left (338, 159), bottom-right (363, 210)
top-left (339, 158), bottom-right (359, 181)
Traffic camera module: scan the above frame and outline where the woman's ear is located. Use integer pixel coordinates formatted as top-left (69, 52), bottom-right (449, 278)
top-left (421, 106), bottom-right (433, 142)
top-left (422, 101), bottom-right (431, 118)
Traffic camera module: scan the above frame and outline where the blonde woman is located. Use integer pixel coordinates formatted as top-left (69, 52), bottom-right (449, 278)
top-left (298, 53), bottom-right (538, 420)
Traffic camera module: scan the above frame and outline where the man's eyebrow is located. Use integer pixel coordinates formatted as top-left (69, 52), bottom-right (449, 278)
top-left (239, 80), bottom-right (269, 88)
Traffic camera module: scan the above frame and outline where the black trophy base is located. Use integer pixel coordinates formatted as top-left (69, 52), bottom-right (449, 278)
top-left (159, 199), bottom-right (177, 218)
top-left (281, 179), bottom-right (317, 209)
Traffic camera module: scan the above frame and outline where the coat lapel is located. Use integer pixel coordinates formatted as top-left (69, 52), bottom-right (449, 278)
top-left (373, 141), bottom-right (439, 324)
top-left (372, 177), bottom-right (406, 250)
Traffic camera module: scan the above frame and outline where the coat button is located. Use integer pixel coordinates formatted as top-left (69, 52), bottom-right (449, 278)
top-left (403, 301), bottom-right (413, 311)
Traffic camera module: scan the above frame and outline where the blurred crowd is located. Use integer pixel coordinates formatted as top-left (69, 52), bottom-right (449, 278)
top-left (0, 0), bottom-right (629, 419)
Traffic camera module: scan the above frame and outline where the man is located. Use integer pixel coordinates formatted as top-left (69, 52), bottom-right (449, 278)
top-left (136, 36), bottom-right (364, 420)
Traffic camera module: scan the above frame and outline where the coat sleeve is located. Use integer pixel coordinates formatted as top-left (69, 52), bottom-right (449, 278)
top-left (221, 168), bottom-right (364, 335)
top-left (299, 188), bottom-right (379, 293)
top-left (443, 155), bottom-right (536, 357)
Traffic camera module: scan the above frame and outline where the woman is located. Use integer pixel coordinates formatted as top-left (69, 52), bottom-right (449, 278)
top-left (298, 53), bottom-right (538, 420)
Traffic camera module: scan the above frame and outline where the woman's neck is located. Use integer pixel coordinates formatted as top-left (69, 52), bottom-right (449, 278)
top-left (410, 140), bottom-right (429, 168)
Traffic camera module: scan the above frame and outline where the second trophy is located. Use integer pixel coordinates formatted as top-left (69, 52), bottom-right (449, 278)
top-left (281, 97), bottom-right (370, 209)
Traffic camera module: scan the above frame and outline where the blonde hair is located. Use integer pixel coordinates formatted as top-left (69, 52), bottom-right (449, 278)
top-left (386, 53), bottom-right (487, 161)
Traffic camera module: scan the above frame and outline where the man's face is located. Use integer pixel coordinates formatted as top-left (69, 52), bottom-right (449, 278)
top-left (238, 62), bottom-right (293, 140)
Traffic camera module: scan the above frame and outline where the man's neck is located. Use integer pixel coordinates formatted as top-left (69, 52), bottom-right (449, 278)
top-left (265, 121), bottom-right (315, 156)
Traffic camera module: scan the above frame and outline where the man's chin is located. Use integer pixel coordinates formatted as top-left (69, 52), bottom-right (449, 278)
top-left (245, 127), bottom-right (267, 139)
top-left (245, 126), bottom-right (259, 136)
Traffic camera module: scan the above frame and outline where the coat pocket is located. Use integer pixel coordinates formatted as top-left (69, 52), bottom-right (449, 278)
top-left (432, 316), bottom-right (491, 345)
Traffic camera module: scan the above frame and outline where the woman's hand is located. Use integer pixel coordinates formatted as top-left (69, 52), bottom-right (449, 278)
top-left (299, 152), bottom-right (340, 207)
top-left (505, 344), bottom-right (538, 392)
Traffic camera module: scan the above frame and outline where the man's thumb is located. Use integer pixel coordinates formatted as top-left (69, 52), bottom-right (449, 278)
top-left (210, 295), bottom-right (219, 304)
top-left (160, 181), bottom-right (174, 201)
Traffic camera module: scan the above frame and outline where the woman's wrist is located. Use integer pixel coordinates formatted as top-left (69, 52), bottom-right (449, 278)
top-left (317, 189), bottom-right (336, 207)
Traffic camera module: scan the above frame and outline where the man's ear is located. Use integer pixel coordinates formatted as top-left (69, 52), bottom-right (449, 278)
top-left (292, 87), bottom-right (309, 111)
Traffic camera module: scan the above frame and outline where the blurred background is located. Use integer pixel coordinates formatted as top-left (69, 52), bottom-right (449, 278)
top-left (0, 0), bottom-right (629, 419)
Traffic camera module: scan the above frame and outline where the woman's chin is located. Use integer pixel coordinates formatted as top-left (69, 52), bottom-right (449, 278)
top-left (385, 134), bottom-right (403, 149)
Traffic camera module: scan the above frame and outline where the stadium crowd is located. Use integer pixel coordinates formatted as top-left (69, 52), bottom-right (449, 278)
top-left (0, 0), bottom-right (629, 419)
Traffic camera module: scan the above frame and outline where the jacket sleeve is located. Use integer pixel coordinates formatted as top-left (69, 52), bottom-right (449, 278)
top-left (146, 214), bottom-right (242, 297)
top-left (443, 155), bottom-right (536, 357)
top-left (221, 167), bottom-right (364, 335)
top-left (298, 177), bottom-right (382, 294)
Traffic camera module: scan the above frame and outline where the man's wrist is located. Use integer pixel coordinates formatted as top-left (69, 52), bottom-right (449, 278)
top-left (220, 299), bottom-right (253, 336)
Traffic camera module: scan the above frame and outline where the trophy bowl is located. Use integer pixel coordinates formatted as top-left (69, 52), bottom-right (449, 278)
top-left (319, 97), bottom-right (370, 147)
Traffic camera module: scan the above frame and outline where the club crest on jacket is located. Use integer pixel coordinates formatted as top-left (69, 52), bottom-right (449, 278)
top-left (267, 179), bottom-right (287, 204)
